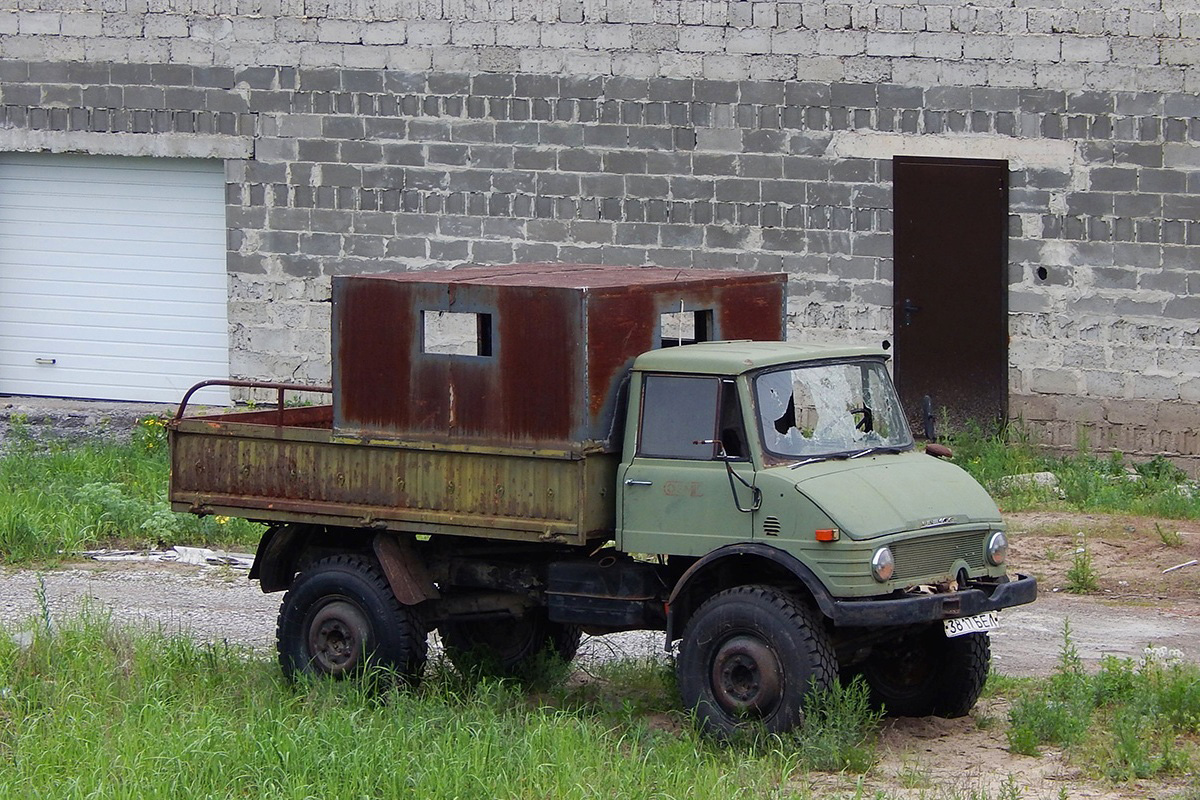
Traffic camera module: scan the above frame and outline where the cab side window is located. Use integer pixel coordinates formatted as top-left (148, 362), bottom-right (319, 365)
top-left (638, 375), bottom-right (720, 459)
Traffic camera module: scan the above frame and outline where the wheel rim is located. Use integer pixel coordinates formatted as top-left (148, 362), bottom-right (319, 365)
top-left (710, 635), bottom-right (784, 718)
top-left (306, 598), bottom-right (371, 675)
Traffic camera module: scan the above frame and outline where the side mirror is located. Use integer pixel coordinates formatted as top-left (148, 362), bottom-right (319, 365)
top-left (694, 438), bottom-right (760, 513)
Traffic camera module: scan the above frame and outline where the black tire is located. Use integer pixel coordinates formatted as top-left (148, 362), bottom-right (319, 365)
top-left (677, 585), bottom-right (836, 738)
top-left (276, 554), bottom-right (428, 687)
top-left (439, 610), bottom-right (581, 680)
top-left (859, 628), bottom-right (990, 718)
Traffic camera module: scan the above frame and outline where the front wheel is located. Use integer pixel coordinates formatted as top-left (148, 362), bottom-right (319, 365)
top-left (677, 585), bottom-right (836, 738)
top-left (858, 628), bottom-right (990, 718)
top-left (276, 554), bottom-right (428, 687)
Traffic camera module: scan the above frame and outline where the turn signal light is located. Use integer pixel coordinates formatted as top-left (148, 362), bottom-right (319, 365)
top-left (814, 528), bottom-right (840, 542)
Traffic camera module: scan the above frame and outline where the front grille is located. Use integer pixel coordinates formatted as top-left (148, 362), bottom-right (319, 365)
top-left (891, 530), bottom-right (986, 582)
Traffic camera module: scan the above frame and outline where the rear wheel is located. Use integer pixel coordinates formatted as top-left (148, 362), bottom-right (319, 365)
top-left (677, 585), bottom-right (836, 737)
top-left (439, 610), bottom-right (581, 680)
top-left (276, 554), bottom-right (428, 687)
top-left (859, 628), bottom-right (990, 717)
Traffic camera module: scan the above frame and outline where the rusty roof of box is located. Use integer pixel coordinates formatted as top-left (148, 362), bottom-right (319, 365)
top-left (352, 264), bottom-right (776, 290)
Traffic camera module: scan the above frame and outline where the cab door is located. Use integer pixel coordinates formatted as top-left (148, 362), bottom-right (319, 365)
top-left (618, 374), bottom-right (756, 556)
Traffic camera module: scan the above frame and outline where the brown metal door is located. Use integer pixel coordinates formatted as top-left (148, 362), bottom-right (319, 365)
top-left (892, 156), bottom-right (1009, 435)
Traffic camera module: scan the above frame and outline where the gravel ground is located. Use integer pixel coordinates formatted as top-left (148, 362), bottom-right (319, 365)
top-left (0, 397), bottom-right (180, 445)
top-left (4, 558), bottom-right (1199, 677)
top-left (0, 560), bottom-right (669, 668)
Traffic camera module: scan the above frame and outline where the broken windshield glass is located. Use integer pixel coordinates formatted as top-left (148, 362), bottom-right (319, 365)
top-left (755, 360), bottom-right (913, 460)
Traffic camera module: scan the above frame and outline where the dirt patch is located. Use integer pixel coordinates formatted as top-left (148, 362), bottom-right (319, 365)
top-left (810, 697), bottom-right (1192, 799)
top-left (1007, 511), bottom-right (1200, 599)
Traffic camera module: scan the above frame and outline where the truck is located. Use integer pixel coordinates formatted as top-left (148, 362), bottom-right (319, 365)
top-left (168, 264), bottom-right (1036, 737)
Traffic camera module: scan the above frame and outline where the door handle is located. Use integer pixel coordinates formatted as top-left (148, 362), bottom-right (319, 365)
top-left (902, 299), bottom-right (920, 327)
top-left (35, 357), bottom-right (57, 365)
top-left (624, 479), bottom-right (653, 486)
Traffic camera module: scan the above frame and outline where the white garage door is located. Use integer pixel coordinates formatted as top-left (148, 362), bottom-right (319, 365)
top-left (0, 153), bottom-right (229, 404)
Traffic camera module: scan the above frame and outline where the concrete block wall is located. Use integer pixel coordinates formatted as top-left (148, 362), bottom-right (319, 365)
top-left (0, 0), bottom-right (1197, 471)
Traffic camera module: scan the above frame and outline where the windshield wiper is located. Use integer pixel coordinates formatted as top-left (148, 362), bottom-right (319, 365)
top-left (789, 456), bottom-right (830, 469)
top-left (849, 445), bottom-right (909, 459)
top-left (788, 453), bottom-right (853, 469)
top-left (788, 445), bottom-right (910, 469)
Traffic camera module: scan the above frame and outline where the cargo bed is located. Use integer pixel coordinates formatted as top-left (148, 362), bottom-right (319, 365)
top-left (168, 383), bottom-right (617, 546)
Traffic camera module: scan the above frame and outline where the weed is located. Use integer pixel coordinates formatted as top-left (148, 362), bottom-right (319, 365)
top-left (945, 422), bottom-right (1200, 520)
top-left (1137, 455), bottom-right (1189, 483)
top-left (1064, 534), bottom-right (1099, 594)
top-left (1007, 622), bottom-right (1092, 755)
top-left (1157, 522), bottom-right (1184, 547)
top-left (1106, 708), bottom-right (1153, 780)
top-left (973, 709), bottom-right (998, 730)
top-left (979, 670), bottom-right (1032, 699)
top-left (783, 677), bottom-right (883, 773)
top-left (33, 573), bottom-right (50, 632)
top-left (895, 759), bottom-right (930, 789)
top-left (996, 773), bottom-right (1023, 800)
top-left (1007, 622), bottom-right (1200, 780)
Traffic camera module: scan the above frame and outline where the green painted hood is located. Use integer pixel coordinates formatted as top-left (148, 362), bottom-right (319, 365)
top-left (786, 451), bottom-right (1002, 539)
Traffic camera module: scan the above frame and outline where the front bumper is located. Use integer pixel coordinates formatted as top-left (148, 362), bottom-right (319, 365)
top-left (827, 573), bottom-right (1038, 627)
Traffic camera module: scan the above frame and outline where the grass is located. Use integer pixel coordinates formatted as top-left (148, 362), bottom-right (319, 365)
top-left (0, 415), bottom-right (261, 564)
top-left (0, 608), bottom-right (883, 800)
top-left (1006, 623), bottom-right (1200, 781)
top-left (1, 610), bottom-right (1194, 799)
top-left (14, 607), bottom-right (1195, 798)
top-left (945, 421), bottom-right (1200, 519)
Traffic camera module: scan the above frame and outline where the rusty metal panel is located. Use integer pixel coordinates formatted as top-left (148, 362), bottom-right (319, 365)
top-left (333, 264), bottom-right (786, 451)
top-left (333, 278), bottom-right (419, 434)
top-left (169, 417), bottom-right (618, 545)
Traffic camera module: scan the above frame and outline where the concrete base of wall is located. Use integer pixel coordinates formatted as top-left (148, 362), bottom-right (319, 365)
top-left (1011, 394), bottom-right (1200, 478)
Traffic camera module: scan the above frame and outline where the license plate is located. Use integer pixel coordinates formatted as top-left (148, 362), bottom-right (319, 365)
top-left (943, 611), bottom-right (1000, 638)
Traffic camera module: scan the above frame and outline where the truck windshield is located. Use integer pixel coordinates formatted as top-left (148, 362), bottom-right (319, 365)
top-left (755, 360), bottom-right (913, 460)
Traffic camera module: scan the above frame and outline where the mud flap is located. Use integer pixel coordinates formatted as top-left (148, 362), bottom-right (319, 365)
top-left (372, 533), bottom-right (441, 606)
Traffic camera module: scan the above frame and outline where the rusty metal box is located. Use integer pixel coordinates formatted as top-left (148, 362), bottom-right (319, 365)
top-left (332, 264), bottom-right (785, 451)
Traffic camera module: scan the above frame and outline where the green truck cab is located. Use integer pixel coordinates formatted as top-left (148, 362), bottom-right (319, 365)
top-left (618, 341), bottom-right (1032, 733)
top-left (168, 265), bottom-right (1035, 737)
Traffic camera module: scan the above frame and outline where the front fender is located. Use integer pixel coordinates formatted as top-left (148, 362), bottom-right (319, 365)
top-left (665, 542), bottom-right (837, 643)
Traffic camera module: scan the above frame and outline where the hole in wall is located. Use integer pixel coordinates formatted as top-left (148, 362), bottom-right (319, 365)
top-left (1035, 266), bottom-right (1048, 281)
top-left (882, 340), bottom-right (891, 350)
top-left (422, 311), bottom-right (493, 356)
top-left (659, 309), bottom-right (714, 347)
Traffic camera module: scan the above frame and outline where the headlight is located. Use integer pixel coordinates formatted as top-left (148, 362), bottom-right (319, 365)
top-left (986, 531), bottom-right (1008, 566)
top-left (870, 547), bottom-right (894, 582)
